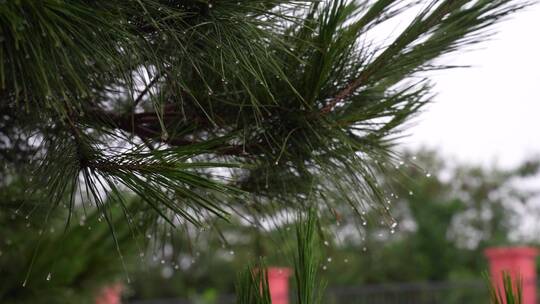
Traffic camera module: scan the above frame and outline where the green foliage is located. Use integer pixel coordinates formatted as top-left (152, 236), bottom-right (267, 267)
top-left (234, 209), bottom-right (325, 304)
top-left (0, 0), bottom-right (528, 230)
top-left (0, 177), bottom-right (152, 303)
top-left (235, 260), bottom-right (272, 304)
top-left (488, 272), bottom-right (523, 304)
top-left (294, 209), bottom-right (325, 304)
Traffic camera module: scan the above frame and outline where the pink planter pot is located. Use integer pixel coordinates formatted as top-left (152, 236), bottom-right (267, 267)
top-left (485, 247), bottom-right (538, 304)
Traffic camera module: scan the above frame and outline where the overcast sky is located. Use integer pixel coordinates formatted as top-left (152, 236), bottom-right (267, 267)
top-left (403, 2), bottom-right (540, 169)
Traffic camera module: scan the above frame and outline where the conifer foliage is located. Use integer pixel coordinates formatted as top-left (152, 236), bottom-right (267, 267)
top-left (0, 1), bottom-right (526, 228)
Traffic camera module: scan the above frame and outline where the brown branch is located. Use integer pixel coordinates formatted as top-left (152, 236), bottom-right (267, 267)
top-left (89, 107), bottom-right (255, 157)
top-left (321, 1), bottom-right (459, 115)
top-left (320, 73), bottom-right (368, 114)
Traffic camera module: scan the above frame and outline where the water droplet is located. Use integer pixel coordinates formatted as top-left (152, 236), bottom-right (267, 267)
top-left (362, 221), bottom-right (367, 226)
top-left (344, 258), bottom-right (349, 263)
top-left (390, 229), bottom-right (396, 234)
top-left (409, 191), bottom-right (413, 196)
top-left (208, 3), bottom-right (213, 8)
top-left (322, 265), bottom-right (327, 270)
top-left (323, 241), bottom-right (329, 246)
top-left (46, 272), bottom-right (51, 281)
top-left (390, 222), bottom-right (398, 229)
top-left (160, 259), bottom-right (165, 264)
top-left (362, 247), bottom-right (367, 252)
top-left (229, 250), bottom-right (235, 255)
top-left (327, 257), bottom-right (332, 262)
top-left (139, 252), bottom-right (145, 258)
top-left (426, 172), bottom-right (431, 178)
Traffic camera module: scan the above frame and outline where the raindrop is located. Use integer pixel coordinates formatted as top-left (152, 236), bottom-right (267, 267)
top-left (362, 221), bottom-right (367, 226)
top-left (409, 191), bottom-right (413, 196)
top-left (208, 3), bottom-right (213, 8)
top-left (426, 172), bottom-right (431, 178)
top-left (327, 257), bottom-right (332, 262)
top-left (322, 265), bottom-right (327, 270)
top-left (390, 222), bottom-right (398, 229)
top-left (344, 258), bottom-right (349, 263)
top-left (362, 247), bottom-right (367, 252)
top-left (390, 229), bottom-right (396, 234)
top-left (323, 241), bottom-right (329, 246)
top-left (160, 259), bottom-right (165, 264)
top-left (229, 250), bottom-right (235, 255)
top-left (46, 272), bottom-right (51, 281)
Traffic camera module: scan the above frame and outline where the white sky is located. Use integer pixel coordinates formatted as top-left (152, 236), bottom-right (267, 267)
top-left (403, 2), bottom-right (540, 169)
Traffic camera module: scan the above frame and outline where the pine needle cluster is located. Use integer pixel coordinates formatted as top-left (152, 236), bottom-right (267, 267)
top-left (0, 0), bottom-right (528, 231)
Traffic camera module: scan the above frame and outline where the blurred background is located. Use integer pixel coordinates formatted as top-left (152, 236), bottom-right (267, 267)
top-left (1, 2), bottom-right (539, 304)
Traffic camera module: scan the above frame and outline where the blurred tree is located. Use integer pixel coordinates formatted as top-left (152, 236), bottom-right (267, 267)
top-left (0, 177), bottom-right (153, 303)
top-left (126, 150), bottom-right (540, 300)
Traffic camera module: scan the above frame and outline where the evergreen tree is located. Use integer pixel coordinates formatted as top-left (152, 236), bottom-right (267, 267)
top-left (0, 0), bottom-right (528, 287)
